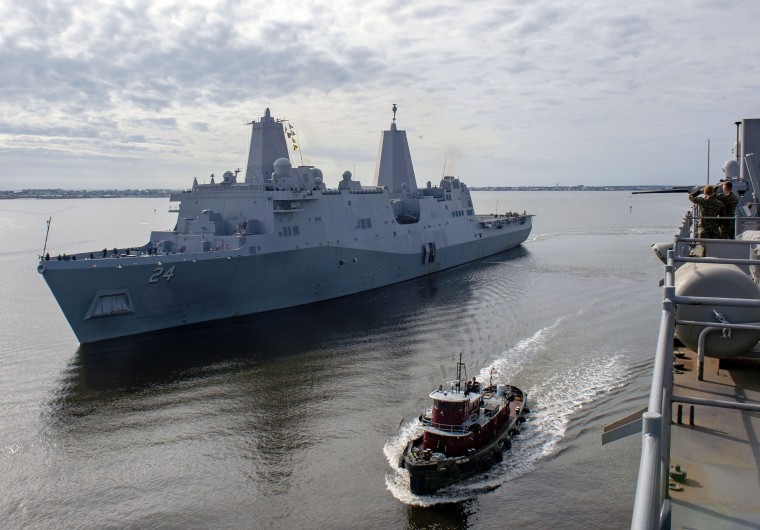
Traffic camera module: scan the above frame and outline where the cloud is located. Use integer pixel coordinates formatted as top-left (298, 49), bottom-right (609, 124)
top-left (1, 0), bottom-right (760, 190)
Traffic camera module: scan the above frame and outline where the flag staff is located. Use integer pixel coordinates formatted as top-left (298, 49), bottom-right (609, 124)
top-left (41, 217), bottom-right (52, 258)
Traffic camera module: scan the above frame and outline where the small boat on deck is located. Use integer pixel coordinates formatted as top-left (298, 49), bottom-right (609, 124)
top-left (401, 355), bottom-right (529, 494)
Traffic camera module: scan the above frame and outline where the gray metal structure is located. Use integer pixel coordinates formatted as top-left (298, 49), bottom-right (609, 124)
top-left (626, 119), bottom-right (760, 528)
top-left (37, 107), bottom-right (532, 343)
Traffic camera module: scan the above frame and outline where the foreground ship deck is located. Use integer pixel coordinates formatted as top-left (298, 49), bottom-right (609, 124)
top-left (668, 354), bottom-right (760, 527)
top-left (620, 119), bottom-right (760, 529)
top-left (38, 106), bottom-right (532, 343)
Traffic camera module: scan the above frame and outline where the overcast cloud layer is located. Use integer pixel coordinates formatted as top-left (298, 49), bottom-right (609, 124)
top-left (1, 0), bottom-right (759, 189)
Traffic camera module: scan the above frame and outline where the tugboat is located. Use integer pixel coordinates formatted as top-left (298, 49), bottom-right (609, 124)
top-left (401, 354), bottom-right (529, 494)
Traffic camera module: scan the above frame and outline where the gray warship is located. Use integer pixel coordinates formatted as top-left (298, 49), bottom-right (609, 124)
top-left (611, 119), bottom-right (760, 528)
top-left (38, 106), bottom-right (532, 344)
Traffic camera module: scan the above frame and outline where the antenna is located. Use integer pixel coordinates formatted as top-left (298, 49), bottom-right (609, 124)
top-left (455, 352), bottom-right (466, 392)
top-left (442, 154), bottom-right (447, 178)
top-left (706, 139), bottom-right (711, 185)
top-left (392, 103), bottom-right (397, 123)
top-left (735, 121), bottom-right (742, 163)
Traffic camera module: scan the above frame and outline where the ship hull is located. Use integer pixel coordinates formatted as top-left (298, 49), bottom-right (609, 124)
top-left (39, 224), bottom-right (531, 343)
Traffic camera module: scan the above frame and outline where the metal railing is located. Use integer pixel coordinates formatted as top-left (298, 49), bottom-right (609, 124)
top-left (419, 410), bottom-right (479, 434)
top-left (631, 221), bottom-right (760, 529)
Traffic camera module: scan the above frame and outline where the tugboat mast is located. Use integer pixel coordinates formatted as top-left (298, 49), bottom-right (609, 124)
top-left (455, 352), bottom-right (466, 392)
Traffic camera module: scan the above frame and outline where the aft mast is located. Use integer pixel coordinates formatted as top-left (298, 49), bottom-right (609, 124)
top-left (244, 108), bottom-right (290, 184)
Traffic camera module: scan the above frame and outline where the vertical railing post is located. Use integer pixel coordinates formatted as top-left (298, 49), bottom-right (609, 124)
top-left (632, 411), bottom-right (663, 529)
top-left (735, 212), bottom-right (739, 238)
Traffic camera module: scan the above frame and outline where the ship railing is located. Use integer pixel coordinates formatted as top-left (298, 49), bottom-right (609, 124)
top-left (45, 248), bottom-right (151, 262)
top-left (687, 205), bottom-right (760, 233)
top-left (419, 413), bottom-right (477, 435)
top-left (674, 211), bottom-right (760, 262)
top-left (478, 214), bottom-right (530, 228)
top-left (349, 188), bottom-right (385, 194)
top-left (631, 245), bottom-right (760, 530)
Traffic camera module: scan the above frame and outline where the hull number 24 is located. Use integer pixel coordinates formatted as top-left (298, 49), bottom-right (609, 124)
top-left (148, 266), bottom-right (176, 284)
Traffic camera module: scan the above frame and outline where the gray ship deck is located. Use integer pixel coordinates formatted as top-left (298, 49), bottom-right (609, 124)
top-left (669, 351), bottom-right (760, 528)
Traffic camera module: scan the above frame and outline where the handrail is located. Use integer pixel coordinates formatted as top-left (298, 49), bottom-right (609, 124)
top-left (419, 416), bottom-right (473, 434)
top-left (632, 219), bottom-right (760, 528)
top-left (632, 255), bottom-right (676, 529)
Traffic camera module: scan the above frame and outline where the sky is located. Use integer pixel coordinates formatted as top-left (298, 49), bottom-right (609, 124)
top-left (1, 0), bottom-right (760, 190)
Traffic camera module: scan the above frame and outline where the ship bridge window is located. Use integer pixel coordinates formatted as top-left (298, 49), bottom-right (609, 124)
top-left (432, 400), bottom-right (465, 422)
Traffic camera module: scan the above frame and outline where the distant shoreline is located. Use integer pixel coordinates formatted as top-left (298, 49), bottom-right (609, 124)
top-left (0, 189), bottom-right (180, 199)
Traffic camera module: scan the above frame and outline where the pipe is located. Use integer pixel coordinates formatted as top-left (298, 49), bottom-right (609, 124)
top-left (697, 326), bottom-right (722, 381)
top-left (673, 295), bottom-right (760, 309)
top-left (673, 394), bottom-right (760, 413)
top-left (675, 320), bottom-right (760, 331)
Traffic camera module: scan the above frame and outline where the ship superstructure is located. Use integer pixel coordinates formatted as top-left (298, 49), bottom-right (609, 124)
top-left (38, 107), bottom-right (532, 343)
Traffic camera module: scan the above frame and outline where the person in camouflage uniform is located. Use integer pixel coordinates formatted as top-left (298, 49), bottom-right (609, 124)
top-left (689, 185), bottom-right (725, 239)
top-left (717, 181), bottom-right (739, 239)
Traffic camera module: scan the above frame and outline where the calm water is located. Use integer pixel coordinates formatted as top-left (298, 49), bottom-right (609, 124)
top-left (0, 191), bottom-right (686, 529)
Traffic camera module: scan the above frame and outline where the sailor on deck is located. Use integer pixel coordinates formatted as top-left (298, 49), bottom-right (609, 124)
top-left (688, 185), bottom-right (725, 239)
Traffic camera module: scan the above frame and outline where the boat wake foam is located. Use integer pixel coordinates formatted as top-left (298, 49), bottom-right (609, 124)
top-left (384, 321), bottom-right (629, 506)
top-left (475, 317), bottom-right (566, 383)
